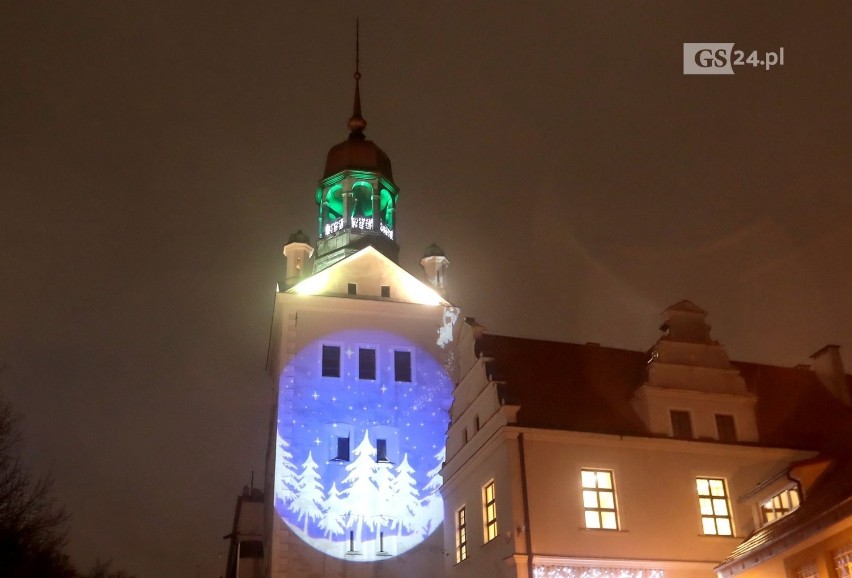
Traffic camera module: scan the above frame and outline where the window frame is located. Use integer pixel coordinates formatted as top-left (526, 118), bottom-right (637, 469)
top-left (834, 543), bottom-right (852, 578)
top-left (393, 349), bottom-right (413, 383)
top-left (455, 506), bottom-right (468, 563)
top-left (321, 344), bottom-right (342, 378)
top-left (696, 477), bottom-right (734, 536)
top-left (358, 347), bottom-right (377, 381)
top-left (483, 480), bottom-right (498, 543)
top-left (715, 413), bottom-right (737, 442)
top-left (670, 409), bottom-right (694, 439)
top-left (580, 468), bottom-right (619, 530)
top-left (760, 486), bottom-right (800, 524)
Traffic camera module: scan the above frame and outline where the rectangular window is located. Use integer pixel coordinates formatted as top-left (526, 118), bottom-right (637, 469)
top-left (322, 345), bottom-right (341, 377)
top-left (671, 410), bottom-right (693, 439)
top-left (834, 543), bottom-right (852, 578)
top-left (715, 414), bottom-right (737, 442)
top-left (760, 487), bottom-right (800, 524)
top-left (376, 439), bottom-right (388, 463)
top-left (335, 436), bottom-right (350, 461)
top-left (696, 477), bottom-right (733, 535)
top-left (394, 350), bottom-right (412, 382)
top-left (358, 348), bottom-right (376, 380)
top-left (475, 415), bottom-right (481, 431)
top-left (795, 562), bottom-right (818, 578)
top-left (483, 481), bottom-right (497, 542)
top-left (581, 469), bottom-right (618, 530)
top-left (381, 285), bottom-right (391, 298)
top-left (455, 507), bottom-right (467, 563)
top-left (347, 282), bottom-right (357, 295)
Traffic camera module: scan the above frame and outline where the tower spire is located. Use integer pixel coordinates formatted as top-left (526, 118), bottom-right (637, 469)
top-left (348, 18), bottom-right (367, 137)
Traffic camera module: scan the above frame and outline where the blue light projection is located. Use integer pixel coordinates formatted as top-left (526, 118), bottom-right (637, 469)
top-left (274, 328), bottom-right (454, 561)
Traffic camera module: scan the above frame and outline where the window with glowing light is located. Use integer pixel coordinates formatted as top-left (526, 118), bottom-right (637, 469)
top-left (696, 477), bottom-right (733, 535)
top-left (760, 487), bottom-right (800, 524)
top-left (581, 469), bottom-right (619, 530)
top-left (483, 481), bottom-right (498, 542)
top-left (834, 543), bottom-right (852, 578)
top-left (795, 562), bottom-right (817, 578)
top-left (455, 506), bottom-right (467, 563)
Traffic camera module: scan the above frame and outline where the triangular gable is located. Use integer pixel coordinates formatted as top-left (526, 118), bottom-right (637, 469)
top-left (664, 299), bottom-right (707, 315)
top-left (288, 246), bottom-right (450, 306)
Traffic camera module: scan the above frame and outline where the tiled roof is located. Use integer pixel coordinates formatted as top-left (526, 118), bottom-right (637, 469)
top-left (480, 334), bottom-right (852, 450)
top-left (717, 456), bottom-right (852, 571)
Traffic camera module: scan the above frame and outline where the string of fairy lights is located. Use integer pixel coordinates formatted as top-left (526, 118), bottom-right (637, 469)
top-left (534, 567), bottom-right (664, 578)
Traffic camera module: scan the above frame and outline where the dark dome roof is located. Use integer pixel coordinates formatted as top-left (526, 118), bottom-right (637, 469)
top-left (422, 243), bottom-right (446, 258)
top-left (323, 133), bottom-right (393, 180)
top-left (287, 229), bottom-right (310, 245)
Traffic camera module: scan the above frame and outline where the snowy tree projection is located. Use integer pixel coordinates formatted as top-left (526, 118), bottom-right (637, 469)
top-left (274, 329), bottom-right (454, 561)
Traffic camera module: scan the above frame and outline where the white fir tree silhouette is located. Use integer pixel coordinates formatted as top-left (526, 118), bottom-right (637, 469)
top-left (289, 451), bottom-right (325, 534)
top-left (342, 431), bottom-right (380, 544)
top-left (277, 434), bottom-right (299, 504)
top-left (420, 447), bottom-right (446, 534)
top-left (318, 482), bottom-right (347, 538)
top-left (372, 460), bottom-right (395, 529)
top-left (423, 446), bottom-right (444, 494)
top-left (391, 453), bottom-right (421, 537)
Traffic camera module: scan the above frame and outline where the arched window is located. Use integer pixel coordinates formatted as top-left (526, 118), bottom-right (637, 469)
top-left (351, 181), bottom-right (373, 217)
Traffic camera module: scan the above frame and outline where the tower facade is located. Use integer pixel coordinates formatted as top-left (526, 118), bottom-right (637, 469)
top-left (265, 62), bottom-right (458, 578)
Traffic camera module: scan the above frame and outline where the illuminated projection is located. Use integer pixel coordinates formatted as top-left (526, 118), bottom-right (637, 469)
top-left (274, 329), bottom-right (454, 561)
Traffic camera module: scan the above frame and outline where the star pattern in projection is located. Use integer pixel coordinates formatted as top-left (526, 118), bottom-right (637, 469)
top-left (274, 329), bottom-right (454, 561)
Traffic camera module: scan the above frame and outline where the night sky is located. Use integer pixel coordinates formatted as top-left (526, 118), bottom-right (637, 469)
top-left (2, 2), bottom-right (851, 577)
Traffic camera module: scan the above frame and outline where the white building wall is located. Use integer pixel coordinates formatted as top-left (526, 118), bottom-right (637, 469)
top-left (443, 427), bottom-right (813, 578)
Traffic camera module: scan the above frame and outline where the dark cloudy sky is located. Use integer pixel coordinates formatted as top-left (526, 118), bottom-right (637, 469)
top-left (2, 2), bottom-right (850, 577)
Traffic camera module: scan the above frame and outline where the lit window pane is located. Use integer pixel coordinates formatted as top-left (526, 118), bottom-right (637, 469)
top-left (585, 511), bottom-right (600, 528)
top-left (580, 469), bottom-right (618, 531)
top-left (710, 479), bottom-right (725, 496)
top-left (696, 477), bottom-right (732, 536)
top-left (790, 490), bottom-right (800, 508)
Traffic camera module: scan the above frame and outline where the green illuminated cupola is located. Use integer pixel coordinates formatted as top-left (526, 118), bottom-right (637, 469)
top-left (313, 39), bottom-right (400, 273)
